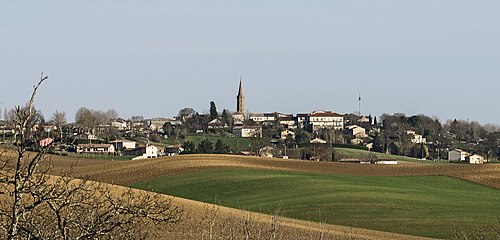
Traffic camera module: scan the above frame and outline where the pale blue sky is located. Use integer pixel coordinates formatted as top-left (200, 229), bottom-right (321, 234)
top-left (1, 1), bottom-right (499, 123)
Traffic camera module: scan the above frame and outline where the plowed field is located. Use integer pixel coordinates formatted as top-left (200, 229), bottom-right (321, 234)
top-left (48, 154), bottom-right (500, 189)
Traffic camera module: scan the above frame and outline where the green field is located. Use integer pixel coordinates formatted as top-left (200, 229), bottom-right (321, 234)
top-left (335, 147), bottom-right (441, 164)
top-left (131, 168), bottom-right (500, 239)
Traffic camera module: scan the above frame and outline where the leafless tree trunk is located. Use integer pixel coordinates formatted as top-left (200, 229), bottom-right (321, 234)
top-left (0, 74), bottom-right (181, 240)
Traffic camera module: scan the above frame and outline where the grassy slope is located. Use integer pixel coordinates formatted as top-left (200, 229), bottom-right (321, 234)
top-left (186, 135), bottom-right (255, 152)
top-left (335, 147), bottom-right (441, 164)
top-left (131, 168), bottom-right (500, 239)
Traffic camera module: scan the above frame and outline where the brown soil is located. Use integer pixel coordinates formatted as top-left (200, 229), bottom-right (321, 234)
top-left (48, 154), bottom-right (500, 189)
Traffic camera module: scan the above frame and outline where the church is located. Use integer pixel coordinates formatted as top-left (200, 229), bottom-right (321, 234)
top-left (232, 79), bottom-right (245, 125)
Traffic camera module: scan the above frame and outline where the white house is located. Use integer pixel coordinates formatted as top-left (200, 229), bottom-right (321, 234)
top-left (233, 126), bottom-right (262, 138)
top-left (405, 130), bottom-right (426, 144)
top-left (109, 139), bottom-right (137, 150)
top-left (448, 149), bottom-right (469, 162)
top-left (126, 145), bottom-right (158, 160)
top-left (208, 118), bottom-right (228, 129)
top-left (76, 144), bottom-right (115, 154)
top-left (466, 154), bottom-right (485, 164)
top-left (250, 113), bottom-right (276, 123)
top-left (309, 111), bottom-right (344, 131)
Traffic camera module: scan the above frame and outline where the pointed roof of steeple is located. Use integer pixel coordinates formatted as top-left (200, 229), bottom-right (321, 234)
top-left (238, 77), bottom-right (243, 96)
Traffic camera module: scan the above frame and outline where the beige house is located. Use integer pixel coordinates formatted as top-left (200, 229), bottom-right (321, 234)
top-left (111, 119), bottom-right (129, 130)
top-left (146, 118), bottom-right (170, 131)
top-left (448, 149), bottom-right (469, 162)
top-left (233, 126), bottom-right (262, 138)
top-left (466, 154), bottom-right (485, 164)
top-left (309, 111), bottom-right (344, 131)
top-left (346, 125), bottom-right (367, 138)
top-left (232, 112), bottom-right (245, 125)
top-left (280, 129), bottom-right (296, 140)
top-left (77, 144), bottom-right (115, 154)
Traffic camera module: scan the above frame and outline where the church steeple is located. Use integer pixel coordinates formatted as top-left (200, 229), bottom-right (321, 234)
top-left (237, 77), bottom-right (245, 113)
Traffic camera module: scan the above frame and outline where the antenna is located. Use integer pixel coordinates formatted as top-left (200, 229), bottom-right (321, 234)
top-left (358, 93), bottom-right (362, 116)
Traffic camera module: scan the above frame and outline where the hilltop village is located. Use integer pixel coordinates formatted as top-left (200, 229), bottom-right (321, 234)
top-left (0, 80), bottom-right (498, 164)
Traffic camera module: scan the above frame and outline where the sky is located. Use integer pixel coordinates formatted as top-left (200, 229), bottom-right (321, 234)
top-left (1, 0), bottom-right (499, 124)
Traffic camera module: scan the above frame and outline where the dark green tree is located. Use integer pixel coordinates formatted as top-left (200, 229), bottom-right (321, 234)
top-left (182, 141), bottom-right (196, 154)
top-left (196, 138), bottom-right (213, 154)
top-left (209, 101), bottom-right (218, 120)
top-left (213, 139), bottom-right (230, 154)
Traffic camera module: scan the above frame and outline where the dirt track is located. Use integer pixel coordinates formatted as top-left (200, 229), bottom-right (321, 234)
top-left (49, 154), bottom-right (500, 189)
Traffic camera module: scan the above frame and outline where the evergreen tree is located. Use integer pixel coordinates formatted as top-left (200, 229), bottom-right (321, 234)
top-left (182, 141), bottom-right (195, 154)
top-left (209, 101), bottom-right (218, 120)
top-left (196, 138), bottom-right (213, 154)
top-left (213, 139), bottom-right (230, 154)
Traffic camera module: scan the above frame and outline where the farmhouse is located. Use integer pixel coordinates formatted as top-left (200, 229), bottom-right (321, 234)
top-left (345, 125), bottom-right (367, 138)
top-left (125, 145), bottom-right (158, 159)
top-left (76, 144), bottom-right (115, 154)
top-left (109, 139), bottom-right (137, 150)
top-left (466, 154), bottom-right (485, 164)
top-left (233, 126), bottom-right (262, 138)
top-left (448, 149), bottom-right (469, 162)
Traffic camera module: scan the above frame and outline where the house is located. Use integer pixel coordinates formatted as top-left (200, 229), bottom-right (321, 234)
top-left (448, 149), bottom-right (469, 162)
top-left (308, 111), bottom-right (344, 131)
top-left (309, 138), bottom-right (327, 144)
top-left (295, 114), bottom-right (309, 129)
top-left (76, 144), bottom-right (115, 154)
top-left (109, 139), bottom-right (137, 150)
top-left (43, 125), bottom-right (58, 133)
top-left (145, 118), bottom-right (170, 132)
top-left (280, 129), bottom-right (296, 140)
top-left (465, 154), bottom-right (484, 164)
top-left (278, 115), bottom-right (296, 129)
top-left (233, 126), bottom-right (262, 138)
top-left (345, 125), bottom-right (367, 138)
top-left (165, 145), bottom-right (183, 156)
top-left (405, 130), bottom-right (426, 144)
top-left (125, 145), bottom-right (158, 160)
top-left (249, 113), bottom-right (277, 123)
top-left (77, 133), bottom-right (97, 141)
top-left (232, 112), bottom-right (245, 125)
top-left (208, 118), bottom-right (228, 129)
top-left (39, 138), bottom-right (54, 147)
top-left (258, 146), bottom-right (277, 158)
top-left (111, 118), bottom-right (129, 130)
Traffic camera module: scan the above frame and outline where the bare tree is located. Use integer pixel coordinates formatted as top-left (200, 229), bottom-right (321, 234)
top-left (0, 74), bottom-right (181, 239)
top-left (51, 110), bottom-right (66, 139)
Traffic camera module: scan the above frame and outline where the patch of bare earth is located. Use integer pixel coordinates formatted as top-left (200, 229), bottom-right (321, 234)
top-left (49, 154), bottom-right (500, 189)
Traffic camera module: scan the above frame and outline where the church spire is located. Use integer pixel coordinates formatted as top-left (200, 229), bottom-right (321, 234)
top-left (237, 77), bottom-right (245, 113)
